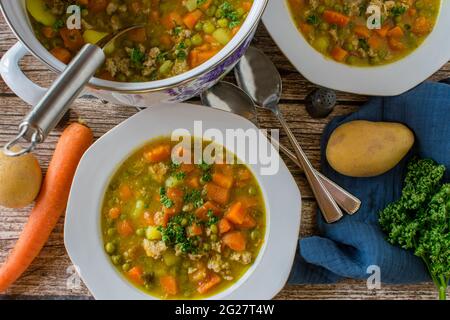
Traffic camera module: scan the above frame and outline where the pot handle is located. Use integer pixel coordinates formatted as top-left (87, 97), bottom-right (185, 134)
top-left (0, 42), bottom-right (47, 105)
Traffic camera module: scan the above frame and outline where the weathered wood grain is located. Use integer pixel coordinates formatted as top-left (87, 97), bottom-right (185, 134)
top-left (0, 13), bottom-right (447, 300)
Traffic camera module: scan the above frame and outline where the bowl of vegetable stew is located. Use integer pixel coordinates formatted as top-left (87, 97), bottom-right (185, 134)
top-left (64, 103), bottom-right (301, 300)
top-left (263, 0), bottom-right (450, 95)
top-left (0, 0), bottom-right (268, 107)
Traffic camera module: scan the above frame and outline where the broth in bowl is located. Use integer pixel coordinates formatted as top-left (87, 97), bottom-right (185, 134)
top-left (27, 0), bottom-right (253, 82)
top-left (101, 137), bottom-right (265, 299)
top-left (287, 0), bottom-right (440, 66)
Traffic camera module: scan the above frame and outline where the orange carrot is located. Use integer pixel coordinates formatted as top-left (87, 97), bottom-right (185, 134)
top-left (119, 183), bottom-right (133, 201)
top-left (143, 144), bottom-right (171, 163)
top-left (50, 47), bottom-right (72, 64)
top-left (195, 201), bottom-right (221, 220)
top-left (183, 9), bottom-right (203, 30)
top-left (60, 28), bottom-right (84, 52)
top-left (368, 35), bottom-right (381, 49)
top-left (388, 37), bottom-right (405, 51)
top-left (117, 219), bottom-right (134, 236)
top-left (225, 201), bottom-right (246, 225)
top-left (412, 16), bottom-right (430, 35)
top-left (88, 0), bottom-right (109, 13)
top-left (354, 25), bottom-right (370, 38)
top-left (108, 207), bottom-right (121, 220)
top-left (42, 26), bottom-right (55, 38)
top-left (222, 231), bottom-right (246, 251)
top-left (218, 218), bottom-right (233, 234)
top-left (212, 172), bottom-right (233, 189)
top-left (160, 275), bottom-right (178, 295)
top-left (323, 10), bottom-right (350, 27)
top-left (205, 183), bottom-right (230, 205)
top-left (375, 24), bottom-right (391, 37)
top-left (240, 214), bottom-right (257, 228)
top-left (387, 26), bottom-right (404, 38)
top-left (197, 273), bottom-right (221, 294)
top-left (188, 223), bottom-right (203, 237)
top-left (128, 27), bottom-right (147, 43)
top-left (0, 123), bottom-right (93, 292)
top-left (128, 266), bottom-right (144, 285)
top-left (330, 46), bottom-right (348, 62)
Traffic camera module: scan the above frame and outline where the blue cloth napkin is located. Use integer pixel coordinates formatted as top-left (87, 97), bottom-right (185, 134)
top-left (289, 79), bottom-right (450, 284)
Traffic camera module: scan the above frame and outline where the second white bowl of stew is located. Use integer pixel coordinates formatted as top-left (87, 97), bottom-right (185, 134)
top-left (263, 0), bottom-right (450, 95)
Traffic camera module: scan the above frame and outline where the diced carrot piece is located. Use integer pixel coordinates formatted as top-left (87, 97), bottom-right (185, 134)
top-left (219, 218), bottom-right (233, 234)
top-left (375, 24), bottom-right (391, 37)
top-left (195, 201), bottom-right (221, 220)
top-left (119, 184), bottom-right (133, 201)
top-left (183, 9), bottom-right (203, 30)
top-left (159, 34), bottom-right (173, 48)
top-left (222, 231), bottom-right (246, 251)
top-left (108, 207), bottom-right (121, 219)
top-left (161, 11), bottom-right (182, 29)
top-left (197, 273), bottom-right (221, 294)
top-left (187, 176), bottom-right (200, 189)
top-left (160, 275), bottom-right (178, 295)
top-left (368, 35), bottom-right (382, 49)
top-left (77, 0), bottom-right (89, 6)
top-left (387, 26), bottom-right (404, 38)
top-left (200, 0), bottom-right (213, 10)
top-left (225, 201), bottom-right (246, 225)
top-left (60, 28), bottom-right (85, 51)
top-left (330, 46), bottom-right (348, 62)
top-left (412, 16), bottom-right (431, 35)
top-left (128, 27), bottom-right (147, 42)
top-left (153, 211), bottom-right (168, 227)
top-left (42, 26), bottom-right (55, 38)
top-left (212, 172), bottom-right (234, 189)
top-left (354, 25), bottom-right (370, 38)
top-left (242, 1), bottom-right (252, 12)
top-left (143, 211), bottom-right (155, 226)
top-left (235, 196), bottom-right (258, 208)
top-left (388, 37), bottom-right (405, 51)
top-left (50, 47), bottom-right (72, 64)
top-left (323, 10), bottom-right (350, 27)
top-left (117, 220), bottom-right (134, 237)
top-left (205, 183), bottom-right (230, 205)
top-left (167, 187), bottom-right (183, 202)
top-left (188, 223), bottom-right (203, 237)
top-left (128, 266), bottom-right (144, 285)
top-left (240, 214), bottom-right (256, 229)
top-left (237, 168), bottom-right (252, 181)
top-left (98, 70), bottom-right (115, 81)
top-left (144, 144), bottom-right (171, 163)
top-left (180, 163), bottom-right (195, 173)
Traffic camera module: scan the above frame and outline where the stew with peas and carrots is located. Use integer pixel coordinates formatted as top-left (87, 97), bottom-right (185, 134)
top-left (101, 137), bottom-right (265, 299)
top-left (287, 0), bottom-right (440, 66)
top-left (27, 0), bottom-right (253, 81)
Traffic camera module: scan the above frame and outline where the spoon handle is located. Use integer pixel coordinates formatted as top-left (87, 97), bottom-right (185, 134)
top-left (270, 137), bottom-right (361, 214)
top-left (276, 112), bottom-right (343, 223)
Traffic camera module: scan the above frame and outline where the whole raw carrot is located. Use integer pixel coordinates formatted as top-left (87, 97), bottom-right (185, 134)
top-left (0, 123), bottom-right (93, 292)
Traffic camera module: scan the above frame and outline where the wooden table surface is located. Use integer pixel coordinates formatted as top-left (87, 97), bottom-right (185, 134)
top-left (0, 14), bottom-right (448, 300)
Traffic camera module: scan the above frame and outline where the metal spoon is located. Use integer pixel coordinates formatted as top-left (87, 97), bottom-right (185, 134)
top-left (235, 47), bottom-right (343, 223)
top-left (200, 81), bottom-right (361, 215)
top-left (4, 25), bottom-right (142, 157)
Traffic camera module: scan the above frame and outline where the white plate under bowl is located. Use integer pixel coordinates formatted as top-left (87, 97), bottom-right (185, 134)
top-left (263, 0), bottom-right (450, 96)
top-left (64, 103), bottom-right (301, 300)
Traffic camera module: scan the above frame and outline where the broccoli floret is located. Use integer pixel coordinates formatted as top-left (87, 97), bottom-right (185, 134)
top-left (379, 159), bottom-right (449, 300)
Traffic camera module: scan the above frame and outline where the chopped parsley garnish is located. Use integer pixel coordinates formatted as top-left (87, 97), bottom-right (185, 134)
top-left (207, 210), bottom-right (219, 226)
top-left (391, 5), bottom-right (407, 17)
top-left (219, 2), bottom-right (241, 28)
top-left (172, 171), bottom-right (186, 180)
top-left (158, 213), bottom-right (200, 254)
top-left (159, 187), bottom-right (174, 208)
top-left (198, 161), bottom-right (212, 171)
top-left (53, 19), bottom-right (65, 31)
top-left (183, 189), bottom-right (204, 209)
top-left (201, 171), bottom-right (212, 183)
top-left (306, 14), bottom-right (320, 25)
top-left (358, 38), bottom-right (370, 51)
top-left (130, 48), bottom-right (146, 68)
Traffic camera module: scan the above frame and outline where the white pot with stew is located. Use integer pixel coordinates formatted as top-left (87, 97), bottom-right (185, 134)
top-left (0, 0), bottom-right (267, 107)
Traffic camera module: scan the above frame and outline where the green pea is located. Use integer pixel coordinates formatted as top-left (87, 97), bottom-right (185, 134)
top-left (248, 186), bottom-right (257, 196)
top-left (206, 5), bottom-right (217, 17)
top-left (191, 33), bottom-right (203, 46)
top-left (317, 5), bottom-right (326, 14)
top-left (344, 42), bottom-right (354, 51)
top-left (210, 224), bottom-right (218, 234)
top-left (250, 230), bottom-right (260, 241)
top-left (122, 263), bottom-right (131, 272)
top-left (319, 22), bottom-right (330, 31)
top-left (105, 242), bottom-right (116, 254)
top-left (136, 228), bottom-right (145, 237)
top-left (111, 255), bottom-right (122, 265)
top-left (203, 243), bottom-right (211, 251)
top-left (107, 228), bottom-right (116, 236)
top-left (203, 21), bottom-right (216, 34)
top-left (159, 60), bottom-right (173, 75)
top-left (181, 218), bottom-right (188, 227)
top-left (215, 8), bottom-right (224, 18)
top-left (210, 234), bottom-right (218, 241)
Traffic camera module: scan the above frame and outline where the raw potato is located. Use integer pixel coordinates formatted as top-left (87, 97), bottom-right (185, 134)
top-left (0, 148), bottom-right (42, 208)
top-left (326, 120), bottom-right (415, 177)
